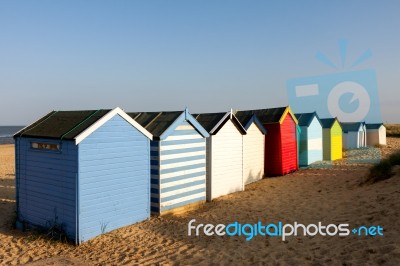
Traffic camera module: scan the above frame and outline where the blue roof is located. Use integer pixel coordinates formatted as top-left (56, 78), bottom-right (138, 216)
top-left (128, 109), bottom-right (209, 140)
top-left (193, 111), bottom-right (247, 135)
top-left (319, 118), bottom-right (337, 128)
top-left (234, 110), bottom-right (267, 134)
top-left (295, 112), bottom-right (319, 127)
top-left (340, 122), bottom-right (364, 133)
top-left (365, 123), bottom-right (383, 130)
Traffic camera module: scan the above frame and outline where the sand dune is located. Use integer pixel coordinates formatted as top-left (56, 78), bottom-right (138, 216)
top-left (0, 139), bottom-right (399, 265)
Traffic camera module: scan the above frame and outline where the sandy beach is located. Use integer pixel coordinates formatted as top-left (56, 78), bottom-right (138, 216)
top-left (1, 139), bottom-right (400, 265)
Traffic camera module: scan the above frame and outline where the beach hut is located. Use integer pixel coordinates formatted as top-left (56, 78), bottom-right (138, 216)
top-left (320, 118), bottom-right (343, 160)
top-left (253, 106), bottom-right (299, 176)
top-left (194, 111), bottom-right (246, 201)
top-left (234, 110), bottom-right (266, 184)
top-left (296, 124), bottom-right (302, 166)
top-left (365, 123), bottom-right (386, 146)
top-left (295, 112), bottom-right (323, 166)
top-left (128, 109), bottom-right (209, 214)
top-left (341, 122), bottom-right (367, 149)
top-left (14, 107), bottom-right (152, 244)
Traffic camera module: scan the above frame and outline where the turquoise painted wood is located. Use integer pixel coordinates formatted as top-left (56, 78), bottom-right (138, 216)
top-left (150, 118), bottom-right (207, 214)
top-left (298, 116), bottom-right (323, 166)
top-left (15, 113), bottom-right (151, 244)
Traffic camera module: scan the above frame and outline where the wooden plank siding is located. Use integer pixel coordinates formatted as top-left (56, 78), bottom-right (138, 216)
top-left (366, 126), bottom-right (386, 146)
top-left (322, 128), bottom-right (332, 161)
top-left (331, 121), bottom-right (343, 160)
top-left (150, 121), bottom-right (206, 214)
top-left (263, 124), bottom-right (282, 176)
top-left (207, 119), bottom-right (243, 201)
top-left (298, 117), bottom-right (323, 166)
top-left (243, 123), bottom-right (264, 185)
top-left (15, 137), bottom-right (78, 240)
top-left (280, 114), bottom-right (298, 175)
top-left (78, 114), bottom-right (150, 242)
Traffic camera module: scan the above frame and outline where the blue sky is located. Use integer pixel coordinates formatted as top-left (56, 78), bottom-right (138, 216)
top-left (1, 0), bottom-right (399, 125)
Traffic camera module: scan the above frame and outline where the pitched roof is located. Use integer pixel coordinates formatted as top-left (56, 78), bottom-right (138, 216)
top-left (252, 107), bottom-right (287, 124)
top-left (341, 122), bottom-right (364, 132)
top-left (319, 118), bottom-right (337, 128)
top-left (365, 123), bottom-right (384, 130)
top-left (234, 110), bottom-right (253, 127)
top-left (14, 109), bottom-right (111, 140)
top-left (295, 112), bottom-right (319, 127)
top-left (192, 112), bottom-right (227, 133)
top-left (127, 111), bottom-right (182, 138)
top-left (193, 112), bottom-right (246, 135)
top-left (234, 110), bottom-right (267, 134)
top-left (14, 108), bottom-right (153, 143)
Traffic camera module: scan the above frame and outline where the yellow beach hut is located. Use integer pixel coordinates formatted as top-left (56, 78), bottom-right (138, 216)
top-left (320, 118), bottom-right (342, 161)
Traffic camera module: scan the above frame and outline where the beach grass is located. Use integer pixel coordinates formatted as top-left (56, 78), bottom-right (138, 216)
top-left (385, 124), bottom-right (400, 137)
top-left (366, 150), bottom-right (400, 183)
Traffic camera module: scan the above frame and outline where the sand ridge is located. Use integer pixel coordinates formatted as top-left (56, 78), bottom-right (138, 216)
top-left (0, 139), bottom-right (399, 265)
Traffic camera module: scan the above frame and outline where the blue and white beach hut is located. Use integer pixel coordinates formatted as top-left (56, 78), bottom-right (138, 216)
top-left (295, 112), bottom-right (323, 166)
top-left (14, 107), bottom-right (152, 244)
top-left (128, 109), bottom-right (209, 215)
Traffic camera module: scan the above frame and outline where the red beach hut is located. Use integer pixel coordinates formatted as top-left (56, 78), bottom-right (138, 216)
top-left (253, 106), bottom-right (299, 176)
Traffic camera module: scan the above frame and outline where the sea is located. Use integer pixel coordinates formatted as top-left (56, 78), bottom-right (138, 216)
top-left (0, 126), bottom-right (25, 144)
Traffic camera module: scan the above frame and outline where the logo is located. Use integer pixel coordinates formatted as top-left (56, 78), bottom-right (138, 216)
top-left (287, 39), bottom-right (382, 123)
top-left (188, 219), bottom-right (384, 241)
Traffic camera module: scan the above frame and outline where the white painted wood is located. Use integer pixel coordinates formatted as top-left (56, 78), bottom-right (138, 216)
top-left (75, 107), bottom-right (153, 144)
top-left (366, 126), bottom-right (387, 146)
top-left (242, 123), bottom-right (264, 185)
top-left (207, 119), bottom-right (244, 201)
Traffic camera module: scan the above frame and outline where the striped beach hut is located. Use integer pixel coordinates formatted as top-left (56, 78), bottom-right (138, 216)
top-left (320, 118), bottom-right (342, 160)
top-left (128, 109), bottom-right (209, 214)
top-left (295, 112), bottom-right (323, 166)
top-left (234, 110), bottom-right (266, 185)
top-left (366, 123), bottom-right (386, 146)
top-left (194, 111), bottom-right (246, 201)
top-left (253, 106), bottom-right (299, 176)
top-left (341, 122), bottom-right (367, 149)
top-left (14, 108), bottom-right (152, 244)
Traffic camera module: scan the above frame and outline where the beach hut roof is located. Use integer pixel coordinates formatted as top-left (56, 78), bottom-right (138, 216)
top-left (234, 110), bottom-right (267, 134)
top-left (252, 106), bottom-right (298, 124)
top-left (128, 109), bottom-right (209, 140)
top-left (295, 112), bottom-right (320, 127)
top-left (128, 111), bottom-right (181, 137)
top-left (340, 122), bottom-right (364, 133)
top-left (14, 107), bottom-right (153, 143)
top-left (193, 111), bottom-right (246, 135)
top-left (320, 118), bottom-right (339, 129)
top-left (365, 123), bottom-right (384, 130)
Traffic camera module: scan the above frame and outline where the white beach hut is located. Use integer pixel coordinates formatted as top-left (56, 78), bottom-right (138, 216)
top-left (194, 111), bottom-right (246, 201)
top-left (235, 110), bottom-right (266, 184)
top-left (366, 123), bottom-right (386, 146)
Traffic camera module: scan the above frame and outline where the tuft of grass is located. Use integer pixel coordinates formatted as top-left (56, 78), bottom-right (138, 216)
top-left (21, 212), bottom-right (70, 243)
top-left (385, 124), bottom-right (400, 137)
top-left (364, 151), bottom-right (400, 184)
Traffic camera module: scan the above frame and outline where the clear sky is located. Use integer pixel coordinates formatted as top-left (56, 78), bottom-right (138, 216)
top-left (0, 0), bottom-right (399, 125)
